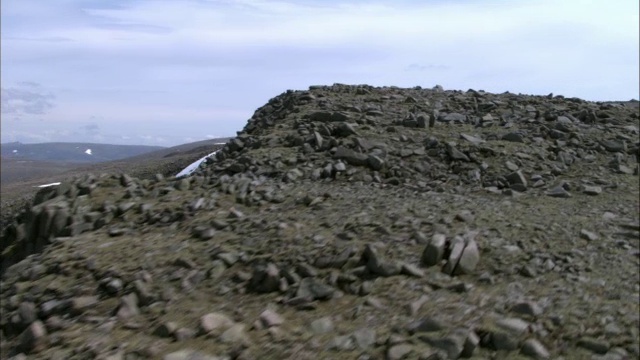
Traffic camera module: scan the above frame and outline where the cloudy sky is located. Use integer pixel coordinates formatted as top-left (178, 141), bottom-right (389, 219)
top-left (1, 0), bottom-right (638, 146)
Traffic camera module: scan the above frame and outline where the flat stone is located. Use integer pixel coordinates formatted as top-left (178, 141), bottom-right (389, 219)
top-left (582, 185), bottom-right (602, 195)
top-left (496, 317), bottom-right (531, 335)
top-left (440, 112), bottom-right (466, 123)
top-left (511, 301), bottom-right (543, 317)
top-left (521, 338), bottom-right (551, 359)
top-left (259, 309), bottom-right (284, 328)
top-left (353, 328), bottom-right (376, 350)
top-left (327, 335), bottom-right (354, 351)
top-left (546, 186), bottom-right (571, 198)
top-left (601, 140), bottom-right (625, 152)
top-left (163, 349), bottom-right (224, 360)
top-left (580, 229), bottom-right (599, 242)
top-left (407, 317), bottom-right (447, 334)
top-left (387, 344), bottom-right (414, 360)
top-left (70, 296), bottom-right (98, 315)
top-left (428, 329), bottom-right (468, 359)
top-left (460, 133), bottom-right (485, 145)
top-left (577, 336), bottom-right (610, 354)
top-left (491, 330), bottom-right (520, 351)
top-left (447, 145), bottom-right (470, 162)
top-left (502, 132), bottom-right (525, 143)
top-left (400, 262), bottom-right (424, 277)
top-left (310, 317), bottom-right (334, 334)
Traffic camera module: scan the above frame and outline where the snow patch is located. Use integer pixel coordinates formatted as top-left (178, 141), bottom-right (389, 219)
top-left (85, 149), bottom-right (92, 155)
top-left (36, 182), bottom-right (61, 188)
top-left (176, 151), bottom-right (218, 178)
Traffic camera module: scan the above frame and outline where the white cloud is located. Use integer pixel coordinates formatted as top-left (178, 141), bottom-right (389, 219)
top-left (1, 0), bottom-right (638, 146)
top-left (1, 82), bottom-right (55, 115)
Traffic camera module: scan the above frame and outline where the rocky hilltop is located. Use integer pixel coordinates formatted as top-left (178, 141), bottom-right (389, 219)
top-left (1, 84), bottom-right (639, 360)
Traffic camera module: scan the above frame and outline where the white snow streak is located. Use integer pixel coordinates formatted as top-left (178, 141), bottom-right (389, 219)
top-left (36, 182), bottom-right (61, 188)
top-left (175, 151), bottom-right (218, 178)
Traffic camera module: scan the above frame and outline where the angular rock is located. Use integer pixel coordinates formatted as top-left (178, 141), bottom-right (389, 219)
top-left (579, 229), bottom-right (599, 242)
top-left (17, 302), bottom-right (37, 326)
top-left (199, 313), bottom-right (234, 334)
top-left (367, 155), bottom-right (385, 171)
top-left (248, 263), bottom-right (280, 293)
top-left (334, 146), bottom-right (369, 166)
top-left (505, 170), bottom-right (528, 190)
top-left (454, 238), bottom-right (480, 275)
top-left (153, 322), bottom-right (178, 338)
top-left (296, 277), bottom-right (335, 300)
top-left (362, 244), bottom-right (401, 277)
top-left (582, 185), bottom-right (602, 195)
top-left (259, 309), bottom-right (284, 328)
top-left (18, 320), bottom-right (48, 354)
top-left (447, 145), bottom-right (470, 162)
top-left (421, 233), bottom-right (447, 267)
top-left (334, 122), bottom-right (358, 137)
top-left (442, 236), bottom-right (465, 275)
top-left (116, 293), bottom-right (140, 320)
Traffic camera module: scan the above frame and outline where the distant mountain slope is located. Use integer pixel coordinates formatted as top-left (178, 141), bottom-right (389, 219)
top-left (1, 138), bottom-right (228, 231)
top-left (0, 142), bottom-right (165, 163)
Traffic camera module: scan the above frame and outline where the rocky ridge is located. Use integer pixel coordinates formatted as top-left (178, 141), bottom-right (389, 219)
top-left (1, 84), bottom-right (639, 359)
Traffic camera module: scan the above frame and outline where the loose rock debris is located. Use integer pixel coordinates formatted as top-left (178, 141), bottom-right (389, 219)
top-left (1, 84), bottom-right (639, 359)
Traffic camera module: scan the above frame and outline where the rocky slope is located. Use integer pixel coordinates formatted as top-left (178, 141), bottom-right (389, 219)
top-left (0, 84), bottom-right (638, 360)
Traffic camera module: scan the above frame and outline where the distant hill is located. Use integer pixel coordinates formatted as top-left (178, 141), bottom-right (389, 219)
top-left (0, 138), bottom-right (229, 231)
top-left (0, 142), bottom-right (165, 163)
top-left (0, 138), bottom-right (230, 186)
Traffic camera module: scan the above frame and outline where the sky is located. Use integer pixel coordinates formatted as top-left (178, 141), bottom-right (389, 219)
top-left (1, 0), bottom-right (639, 146)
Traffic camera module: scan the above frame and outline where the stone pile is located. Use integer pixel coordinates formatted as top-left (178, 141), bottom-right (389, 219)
top-left (1, 84), bottom-right (638, 359)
